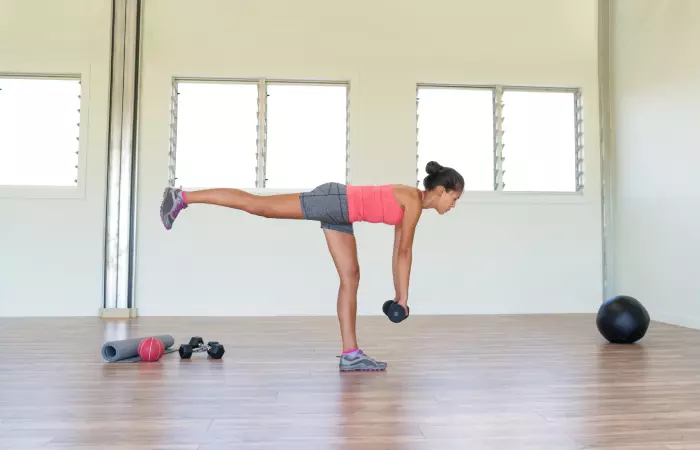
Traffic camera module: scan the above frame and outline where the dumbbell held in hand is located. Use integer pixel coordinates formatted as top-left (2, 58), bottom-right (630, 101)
top-left (383, 300), bottom-right (409, 323)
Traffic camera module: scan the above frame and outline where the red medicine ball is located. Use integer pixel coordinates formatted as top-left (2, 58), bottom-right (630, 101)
top-left (138, 337), bottom-right (165, 362)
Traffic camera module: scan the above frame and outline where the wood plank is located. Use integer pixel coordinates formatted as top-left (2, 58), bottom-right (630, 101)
top-left (0, 315), bottom-right (699, 449)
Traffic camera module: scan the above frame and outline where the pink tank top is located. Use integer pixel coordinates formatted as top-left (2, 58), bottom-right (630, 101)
top-left (347, 185), bottom-right (404, 225)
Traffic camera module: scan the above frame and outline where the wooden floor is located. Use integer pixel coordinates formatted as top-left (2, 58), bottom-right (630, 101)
top-left (1, 315), bottom-right (700, 450)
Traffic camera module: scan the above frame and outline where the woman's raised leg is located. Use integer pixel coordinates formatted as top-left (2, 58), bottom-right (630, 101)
top-left (160, 186), bottom-right (304, 230)
top-left (323, 228), bottom-right (387, 371)
top-left (185, 188), bottom-right (304, 219)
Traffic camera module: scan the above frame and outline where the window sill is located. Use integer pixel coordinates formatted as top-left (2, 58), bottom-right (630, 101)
top-left (0, 185), bottom-right (86, 200)
top-left (457, 190), bottom-right (590, 204)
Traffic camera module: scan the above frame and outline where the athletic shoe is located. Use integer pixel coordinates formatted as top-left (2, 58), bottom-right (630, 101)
top-left (338, 350), bottom-right (387, 372)
top-left (160, 187), bottom-right (187, 230)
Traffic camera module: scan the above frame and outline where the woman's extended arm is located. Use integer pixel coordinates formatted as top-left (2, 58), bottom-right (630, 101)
top-left (392, 225), bottom-right (401, 300)
top-left (395, 200), bottom-right (422, 308)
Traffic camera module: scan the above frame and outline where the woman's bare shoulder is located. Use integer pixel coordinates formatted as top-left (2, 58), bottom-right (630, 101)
top-left (391, 184), bottom-right (423, 207)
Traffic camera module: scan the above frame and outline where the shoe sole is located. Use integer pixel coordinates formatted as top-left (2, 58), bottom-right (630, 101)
top-left (160, 188), bottom-right (174, 230)
top-left (339, 367), bottom-right (386, 372)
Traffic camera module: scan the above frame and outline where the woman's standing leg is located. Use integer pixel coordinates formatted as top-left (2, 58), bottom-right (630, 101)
top-left (323, 228), bottom-right (387, 371)
top-left (323, 228), bottom-right (360, 351)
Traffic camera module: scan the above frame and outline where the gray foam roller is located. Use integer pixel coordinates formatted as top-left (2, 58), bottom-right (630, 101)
top-left (101, 335), bottom-right (175, 362)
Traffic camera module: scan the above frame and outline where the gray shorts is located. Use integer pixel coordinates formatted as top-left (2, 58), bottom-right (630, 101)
top-left (299, 182), bottom-right (354, 235)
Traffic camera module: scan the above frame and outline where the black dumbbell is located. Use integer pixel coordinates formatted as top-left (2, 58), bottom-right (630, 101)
top-left (179, 337), bottom-right (225, 359)
top-left (382, 300), bottom-right (409, 323)
top-left (178, 344), bottom-right (194, 359)
top-left (207, 343), bottom-right (225, 359)
top-left (189, 336), bottom-right (204, 348)
top-left (178, 336), bottom-right (204, 358)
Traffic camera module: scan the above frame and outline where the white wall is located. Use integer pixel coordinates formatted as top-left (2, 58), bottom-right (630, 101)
top-left (611, 0), bottom-right (700, 328)
top-left (135, 0), bottom-right (604, 317)
top-left (0, 0), bottom-right (111, 316)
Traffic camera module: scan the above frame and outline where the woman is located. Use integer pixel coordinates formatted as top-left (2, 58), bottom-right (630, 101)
top-left (159, 161), bottom-right (464, 371)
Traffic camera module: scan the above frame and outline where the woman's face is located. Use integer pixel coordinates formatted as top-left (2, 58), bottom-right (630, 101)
top-left (435, 188), bottom-right (462, 214)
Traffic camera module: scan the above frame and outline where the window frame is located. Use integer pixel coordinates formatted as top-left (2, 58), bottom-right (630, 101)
top-left (416, 83), bottom-right (585, 202)
top-left (0, 73), bottom-right (88, 199)
top-left (169, 77), bottom-right (350, 191)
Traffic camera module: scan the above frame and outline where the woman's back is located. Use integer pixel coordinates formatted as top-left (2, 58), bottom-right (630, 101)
top-left (347, 184), bottom-right (419, 225)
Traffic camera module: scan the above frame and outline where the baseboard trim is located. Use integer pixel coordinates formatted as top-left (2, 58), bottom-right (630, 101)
top-left (653, 313), bottom-right (700, 331)
top-left (99, 308), bottom-right (138, 319)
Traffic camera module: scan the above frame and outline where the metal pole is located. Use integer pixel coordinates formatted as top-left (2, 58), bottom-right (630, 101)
top-left (598, 0), bottom-right (615, 299)
top-left (103, 0), bottom-right (141, 314)
top-left (104, 0), bottom-right (126, 310)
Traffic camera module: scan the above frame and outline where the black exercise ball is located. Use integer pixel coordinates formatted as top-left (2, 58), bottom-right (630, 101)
top-left (596, 295), bottom-right (650, 344)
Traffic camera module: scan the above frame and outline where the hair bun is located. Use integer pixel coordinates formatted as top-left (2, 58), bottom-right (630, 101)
top-left (425, 161), bottom-right (444, 175)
